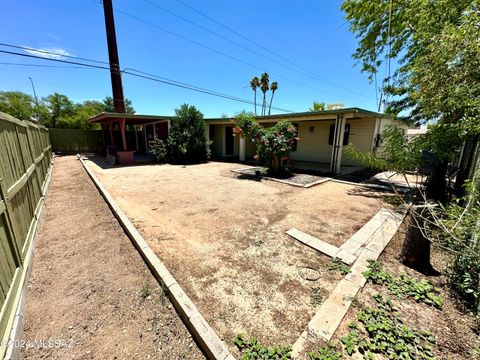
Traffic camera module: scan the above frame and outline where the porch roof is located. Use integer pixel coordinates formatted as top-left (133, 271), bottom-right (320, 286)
top-left (88, 112), bottom-right (171, 125)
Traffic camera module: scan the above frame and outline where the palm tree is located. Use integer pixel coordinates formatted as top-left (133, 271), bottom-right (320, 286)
top-left (249, 77), bottom-right (260, 115)
top-left (268, 81), bottom-right (278, 115)
top-left (259, 73), bottom-right (270, 116)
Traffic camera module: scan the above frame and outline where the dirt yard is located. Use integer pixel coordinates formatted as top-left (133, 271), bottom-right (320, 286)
top-left (22, 156), bottom-right (204, 359)
top-left (84, 158), bottom-right (392, 350)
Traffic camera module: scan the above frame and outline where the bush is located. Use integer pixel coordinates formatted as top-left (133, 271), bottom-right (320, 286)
top-left (439, 178), bottom-right (480, 323)
top-left (167, 104), bottom-right (210, 163)
top-left (148, 138), bottom-right (167, 162)
top-left (234, 112), bottom-right (298, 174)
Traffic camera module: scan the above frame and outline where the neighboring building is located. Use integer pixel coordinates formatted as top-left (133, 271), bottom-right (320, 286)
top-left (406, 128), bottom-right (428, 141)
top-left (205, 108), bottom-right (407, 174)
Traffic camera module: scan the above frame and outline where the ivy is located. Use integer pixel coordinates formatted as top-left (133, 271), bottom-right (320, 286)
top-left (308, 345), bottom-right (342, 360)
top-left (327, 258), bottom-right (352, 275)
top-left (234, 335), bottom-right (291, 360)
top-left (340, 294), bottom-right (436, 360)
top-left (363, 260), bottom-right (443, 308)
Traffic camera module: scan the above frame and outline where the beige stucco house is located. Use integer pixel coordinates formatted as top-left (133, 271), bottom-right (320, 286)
top-left (205, 108), bottom-right (407, 174)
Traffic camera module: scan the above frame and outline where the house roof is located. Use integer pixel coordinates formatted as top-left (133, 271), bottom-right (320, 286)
top-left (205, 107), bottom-right (392, 123)
top-left (88, 112), bottom-right (171, 125)
top-left (88, 107), bottom-right (392, 126)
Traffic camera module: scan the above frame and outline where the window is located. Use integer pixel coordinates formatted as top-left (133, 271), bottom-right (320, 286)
top-left (292, 124), bottom-right (299, 151)
top-left (328, 124), bottom-right (351, 145)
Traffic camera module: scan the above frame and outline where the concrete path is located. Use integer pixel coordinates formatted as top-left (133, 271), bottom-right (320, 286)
top-left (21, 156), bottom-right (204, 359)
top-left (290, 208), bottom-right (405, 358)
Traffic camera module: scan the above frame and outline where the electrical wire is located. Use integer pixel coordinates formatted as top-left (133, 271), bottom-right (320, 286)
top-left (0, 62), bottom-right (87, 69)
top-left (0, 47), bottom-right (294, 113)
top-left (0, 42), bottom-right (109, 65)
top-left (111, 7), bottom-right (337, 96)
top-left (172, 0), bottom-right (370, 98)
top-left (142, 0), bottom-right (360, 96)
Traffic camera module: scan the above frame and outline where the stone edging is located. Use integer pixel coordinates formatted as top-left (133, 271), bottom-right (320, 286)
top-left (77, 155), bottom-right (234, 360)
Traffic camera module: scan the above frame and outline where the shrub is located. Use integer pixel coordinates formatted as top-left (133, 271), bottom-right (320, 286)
top-left (167, 104), bottom-right (210, 163)
top-left (234, 112), bottom-right (298, 174)
top-left (148, 138), bottom-right (167, 162)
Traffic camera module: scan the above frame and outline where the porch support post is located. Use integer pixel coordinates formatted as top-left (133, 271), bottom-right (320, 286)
top-left (329, 113), bottom-right (346, 175)
top-left (134, 125), bottom-right (139, 151)
top-left (108, 120), bottom-right (115, 146)
top-left (239, 137), bottom-right (246, 161)
top-left (119, 118), bottom-right (127, 151)
top-left (144, 126), bottom-right (148, 153)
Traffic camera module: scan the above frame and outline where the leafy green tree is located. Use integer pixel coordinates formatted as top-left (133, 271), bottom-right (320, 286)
top-left (342, 0), bottom-right (480, 202)
top-left (102, 96), bottom-right (135, 114)
top-left (234, 112), bottom-right (298, 174)
top-left (166, 104), bottom-right (210, 163)
top-left (66, 100), bottom-right (104, 129)
top-left (308, 101), bottom-right (326, 112)
top-left (43, 93), bottom-right (74, 128)
top-left (0, 91), bottom-right (36, 120)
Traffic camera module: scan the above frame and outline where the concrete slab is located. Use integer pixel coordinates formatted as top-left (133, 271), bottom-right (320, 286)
top-left (291, 208), bottom-right (406, 354)
top-left (286, 228), bottom-right (355, 265)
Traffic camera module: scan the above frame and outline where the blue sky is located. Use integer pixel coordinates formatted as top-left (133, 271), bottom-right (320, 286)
top-left (1, 0), bottom-right (380, 117)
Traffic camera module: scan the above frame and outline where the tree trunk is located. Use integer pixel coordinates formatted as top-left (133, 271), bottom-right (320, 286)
top-left (426, 160), bottom-right (448, 202)
top-left (271, 156), bottom-right (280, 174)
top-left (400, 206), bottom-right (437, 274)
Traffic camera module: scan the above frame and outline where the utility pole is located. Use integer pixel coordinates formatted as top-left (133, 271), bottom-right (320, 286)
top-left (28, 77), bottom-right (40, 121)
top-left (102, 0), bottom-right (126, 114)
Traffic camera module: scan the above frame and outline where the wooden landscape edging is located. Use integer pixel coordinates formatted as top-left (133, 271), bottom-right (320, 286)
top-left (77, 155), bottom-right (235, 360)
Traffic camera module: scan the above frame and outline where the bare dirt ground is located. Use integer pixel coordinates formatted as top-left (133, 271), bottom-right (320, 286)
top-left (21, 156), bottom-right (204, 359)
top-left (85, 158), bottom-right (392, 350)
top-left (330, 222), bottom-right (480, 360)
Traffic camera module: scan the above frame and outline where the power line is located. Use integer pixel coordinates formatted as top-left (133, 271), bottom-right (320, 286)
top-left (110, 7), bottom-right (341, 96)
top-left (211, 0), bottom-right (329, 70)
top-left (0, 42), bottom-right (109, 65)
top-left (110, 6), bottom-right (338, 96)
top-left (0, 62), bottom-right (87, 69)
top-left (141, 0), bottom-right (345, 90)
top-left (0, 47), bottom-right (294, 113)
top-left (173, 0), bottom-right (369, 99)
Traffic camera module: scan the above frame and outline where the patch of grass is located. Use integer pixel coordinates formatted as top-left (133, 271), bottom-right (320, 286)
top-left (308, 345), bottom-right (342, 360)
top-left (141, 284), bottom-right (152, 298)
top-left (234, 335), bottom-right (291, 359)
top-left (328, 258), bottom-right (351, 275)
top-left (382, 194), bottom-right (404, 207)
top-left (363, 260), bottom-right (443, 308)
top-left (311, 287), bottom-right (323, 307)
top-left (341, 293), bottom-right (436, 360)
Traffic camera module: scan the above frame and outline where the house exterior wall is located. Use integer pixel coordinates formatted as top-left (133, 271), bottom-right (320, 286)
top-left (290, 120), bottom-right (334, 163)
top-left (343, 117), bottom-right (377, 166)
top-left (209, 124), bottom-right (239, 157)
top-left (205, 113), bottom-right (404, 167)
top-left (210, 124), bottom-right (225, 157)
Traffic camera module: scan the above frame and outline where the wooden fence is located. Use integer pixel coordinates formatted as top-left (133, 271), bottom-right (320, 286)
top-left (0, 112), bottom-right (52, 357)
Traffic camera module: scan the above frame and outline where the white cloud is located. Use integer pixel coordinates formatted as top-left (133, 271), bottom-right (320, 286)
top-left (24, 46), bottom-right (74, 60)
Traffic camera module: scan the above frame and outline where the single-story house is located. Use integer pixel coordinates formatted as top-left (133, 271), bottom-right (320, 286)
top-left (205, 108), bottom-right (407, 174)
top-left (88, 107), bottom-right (407, 174)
